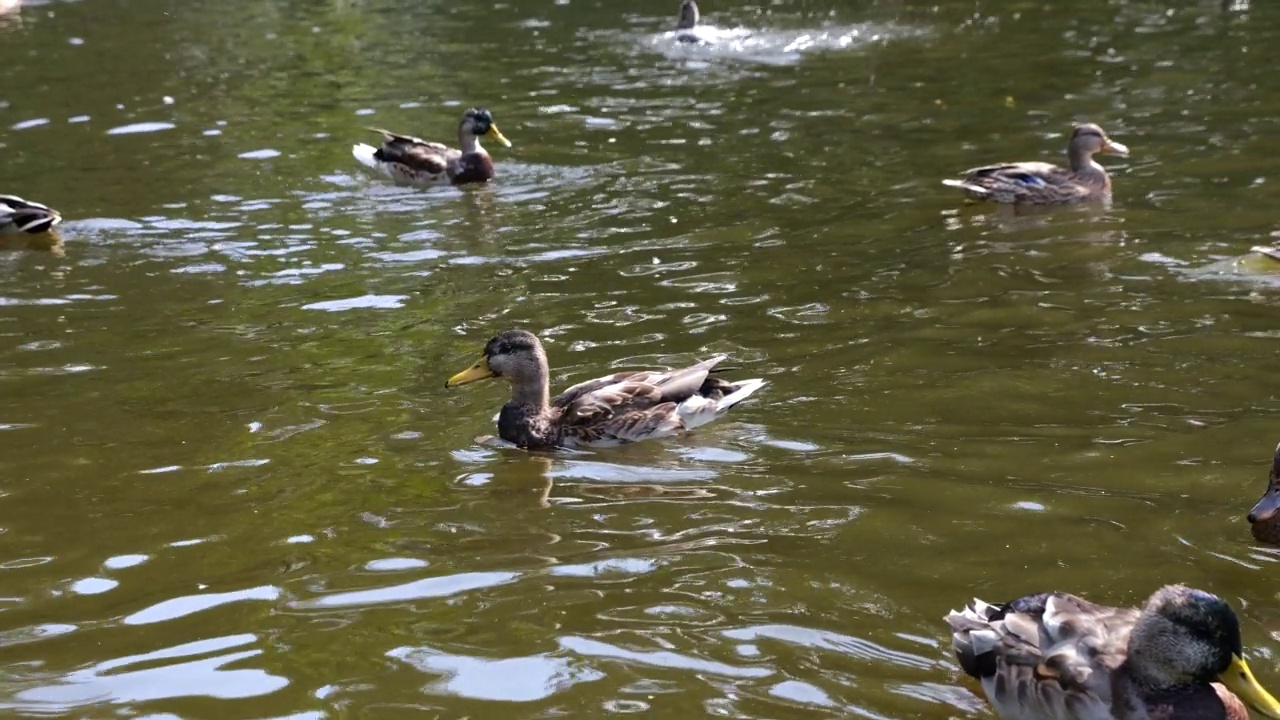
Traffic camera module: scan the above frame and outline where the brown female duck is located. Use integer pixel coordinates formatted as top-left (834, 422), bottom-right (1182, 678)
top-left (445, 330), bottom-right (766, 450)
top-left (946, 584), bottom-right (1280, 720)
top-left (943, 123), bottom-right (1129, 205)
top-left (351, 107), bottom-right (511, 187)
top-left (1248, 441), bottom-right (1280, 544)
top-left (0, 195), bottom-right (61, 235)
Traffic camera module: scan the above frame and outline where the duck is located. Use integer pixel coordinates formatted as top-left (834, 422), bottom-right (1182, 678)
top-left (945, 584), bottom-right (1280, 720)
top-left (351, 107), bottom-right (511, 187)
top-left (675, 0), bottom-right (701, 42)
top-left (942, 123), bottom-right (1129, 205)
top-left (444, 329), bottom-right (767, 450)
top-left (0, 195), bottom-right (61, 235)
top-left (1247, 441), bottom-right (1280, 544)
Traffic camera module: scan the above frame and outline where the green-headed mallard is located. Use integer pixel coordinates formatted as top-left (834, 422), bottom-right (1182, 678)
top-left (1248, 441), bottom-right (1280, 544)
top-left (0, 195), bottom-right (61, 235)
top-left (943, 123), bottom-right (1129, 205)
top-left (945, 584), bottom-right (1280, 720)
top-left (351, 108), bottom-right (511, 187)
top-left (445, 329), bottom-right (767, 450)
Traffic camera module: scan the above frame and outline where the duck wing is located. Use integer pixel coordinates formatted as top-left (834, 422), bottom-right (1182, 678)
top-left (555, 356), bottom-right (765, 446)
top-left (366, 127), bottom-right (457, 176)
top-left (944, 162), bottom-right (1093, 204)
top-left (945, 591), bottom-right (1136, 720)
top-left (552, 356), bottom-right (722, 409)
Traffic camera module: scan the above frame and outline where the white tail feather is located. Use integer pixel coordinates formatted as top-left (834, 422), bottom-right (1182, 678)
top-left (714, 378), bottom-right (765, 413)
top-left (676, 378), bottom-right (766, 430)
top-left (352, 143), bottom-right (380, 170)
top-left (941, 178), bottom-right (990, 197)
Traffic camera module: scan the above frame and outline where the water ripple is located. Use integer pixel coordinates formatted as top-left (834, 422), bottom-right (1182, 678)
top-left (293, 571), bottom-right (520, 609)
top-left (388, 645), bottom-right (605, 701)
top-left (2, 634), bottom-right (287, 711)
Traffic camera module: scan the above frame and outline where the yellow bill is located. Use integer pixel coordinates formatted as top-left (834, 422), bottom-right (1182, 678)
top-left (1220, 655), bottom-right (1280, 718)
top-left (486, 124), bottom-right (512, 148)
top-left (446, 356), bottom-right (496, 387)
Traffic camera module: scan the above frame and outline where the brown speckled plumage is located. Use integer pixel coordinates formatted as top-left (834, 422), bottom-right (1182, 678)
top-left (446, 329), bottom-right (766, 450)
top-left (945, 585), bottom-right (1280, 720)
top-left (942, 123), bottom-right (1129, 206)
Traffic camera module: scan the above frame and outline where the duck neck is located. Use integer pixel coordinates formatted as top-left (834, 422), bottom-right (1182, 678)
top-left (1067, 145), bottom-right (1098, 174)
top-left (509, 370), bottom-right (551, 411)
top-left (459, 130), bottom-right (483, 156)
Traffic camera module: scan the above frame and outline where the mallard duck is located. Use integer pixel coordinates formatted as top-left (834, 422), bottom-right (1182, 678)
top-left (676, 0), bottom-right (700, 42)
top-left (942, 123), bottom-right (1130, 205)
top-left (351, 107), bottom-right (511, 187)
top-left (1247, 441), bottom-right (1280, 544)
top-left (945, 584), bottom-right (1280, 720)
top-left (0, 195), bottom-right (61, 235)
top-left (445, 329), bottom-right (767, 450)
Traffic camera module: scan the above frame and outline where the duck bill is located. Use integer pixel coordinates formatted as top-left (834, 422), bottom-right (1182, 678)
top-left (486, 125), bottom-right (512, 148)
top-left (1249, 487), bottom-right (1280, 524)
top-left (1102, 139), bottom-right (1130, 156)
top-left (446, 356), bottom-right (496, 387)
top-left (1221, 655), bottom-right (1280, 718)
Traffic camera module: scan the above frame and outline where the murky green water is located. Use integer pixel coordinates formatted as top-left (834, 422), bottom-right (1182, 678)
top-left (4, 0), bottom-right (1280, 716)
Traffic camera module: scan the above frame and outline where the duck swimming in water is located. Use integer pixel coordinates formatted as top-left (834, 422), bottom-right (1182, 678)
top-left (445, 329), bottom-right (767, 450)
top-left (675, 0), bottom-right (701, 42)
top-left (943, 123), bottom-right (1130, 206)
top-left (946, 584), bottom-right (1280, 720)
top-left (351, 107), bottom-right (511, 187)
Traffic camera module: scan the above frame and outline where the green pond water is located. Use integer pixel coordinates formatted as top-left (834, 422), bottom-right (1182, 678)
top-left (3, 0), bottom-right (1280, 716)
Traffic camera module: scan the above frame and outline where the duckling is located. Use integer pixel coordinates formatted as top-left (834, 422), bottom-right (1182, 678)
top-left (445, 329), bottom-right (766, 450)
top-left (1248, 441), bottom-right (1280, 544)
top-left (946, 584), bottom-right (1280, 720)
top-left (943, 123), bottom-right (1130, 205)
top-left (0, 195), bottom-right (61, 235)
top-left (351, 107), bottom-right (511, 187)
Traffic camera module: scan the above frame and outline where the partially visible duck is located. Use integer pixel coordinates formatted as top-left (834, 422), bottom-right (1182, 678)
top-left (943, 123), bottom-right (1130, 205)
top-left (1248, 441), bottom-right (1280, 544)
top-left (946, 584), bottom-right (1280, 720)
top-left (0, 195), bottom-right (61, 235)
top-left (351, 107), bottom-right (511, 187)
top-left (675, 0), bottom-right (700, 42)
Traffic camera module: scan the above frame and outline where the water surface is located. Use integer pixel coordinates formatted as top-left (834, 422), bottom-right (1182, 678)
top-left (3, 0), bottom-right (1280, 717)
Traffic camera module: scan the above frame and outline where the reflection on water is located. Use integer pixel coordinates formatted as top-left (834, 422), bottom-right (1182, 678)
top-left (4, 0), bottom-right (1280, 717)
top-left (4, 634), bottom-right (288, 713)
